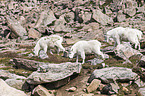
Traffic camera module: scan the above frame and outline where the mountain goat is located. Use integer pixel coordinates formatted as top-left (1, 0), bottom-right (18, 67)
top-left (69, 40), bottom-right (104, 64)
top-left (106, 27), bottom-right (142, 50)
top-left (33, 35), bottom-right (65, 56)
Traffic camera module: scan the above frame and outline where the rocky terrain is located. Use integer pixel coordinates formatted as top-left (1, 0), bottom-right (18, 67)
top-left (0, 0), bottom-right (145, 96)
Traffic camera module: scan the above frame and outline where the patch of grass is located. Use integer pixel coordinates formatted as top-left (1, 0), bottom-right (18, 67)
top-left (0, 57), bottom-right (10, 64)
top-left (8, 68), bottom-right (33, 77)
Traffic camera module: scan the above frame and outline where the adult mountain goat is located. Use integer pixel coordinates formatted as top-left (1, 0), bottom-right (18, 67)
top-left (69, 40), bottom-right (104, 64)
top-left (106, 27), bottom-right (142, 50)
top-left (33, 35), bottom-right (65, 56)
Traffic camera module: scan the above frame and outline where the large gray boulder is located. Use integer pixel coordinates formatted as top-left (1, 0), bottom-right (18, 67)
top-left (92, 9), bottom-right (113, 25)
top-left (5, 79), bottom-right (25, 90)
top-left (88, 67), bottom-right (138, 83)
top-left (26, 62), bottom-right (82, 86)
top-left (0, 79), bottom-right (27, 96)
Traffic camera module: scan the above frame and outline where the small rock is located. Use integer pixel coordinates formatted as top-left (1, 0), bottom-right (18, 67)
top-left (87, 79), bottom-right (101, 93)
top-left (110, 82), bottom-right (119, 94)
top-left (28, 28), bottom-right (41, 39)
top-left (65, 87), bottom-right (77, 92)
top-left (88, 58), bottom-right (104, 65)
top-left (32, 85), bottom-right (54, 96)
top-left (38, 50), bottom-right (49, 59)
top-left (122, 87), bottom-right (129, 94)
top-left (81, 93), bottom-right (94, 96)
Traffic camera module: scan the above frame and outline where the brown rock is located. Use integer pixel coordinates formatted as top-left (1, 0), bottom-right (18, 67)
top-left (87, 79), bottom-right (101, 93)
top-left (28, 28), bottom-right (41, 39)
top-left (32, 85), bottom-right (54, 96)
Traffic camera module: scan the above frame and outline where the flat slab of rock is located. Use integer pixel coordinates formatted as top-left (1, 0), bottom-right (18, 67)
top-left (88, 67), bottom-right (138, 83)
top-left (26, 62), bottom-right (82, 85)
top-left (0, 69), bottom-right (26, 80)
top-left (11, 58), bottom-right (43, 71)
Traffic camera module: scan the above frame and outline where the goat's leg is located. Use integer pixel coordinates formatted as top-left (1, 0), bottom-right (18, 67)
top-left (94, 47), bottom-right (104, 59)
top-left (57, 47), bottom-right (60, 55)
top-left (76, 54), bottom-right (79, 63)
top-left (80, 51), bottom-right (85, 64)
top-left (43, 45), bottom-right (48, 54)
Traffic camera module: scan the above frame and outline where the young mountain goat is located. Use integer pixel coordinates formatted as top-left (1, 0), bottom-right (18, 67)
top-left (33, 35), bottom-right (65, 56)
top-left (69, 40), bottom-right (104, 64)
top-left (106, 27), bottom-right (142, 50)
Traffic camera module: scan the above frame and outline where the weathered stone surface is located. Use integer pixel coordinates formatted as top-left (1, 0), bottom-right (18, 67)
top-left (93, 9), bottom-right (113, 25)
top-left (26, 62), bottom-right (82, 85)
top-left (117, 11), bottom-right (126, 22)
top-left (88, 67), bottom-right (138, 83)
top-left (122, 87), bottom-right (129, 94)
top-left (0, 69), bottom-right (26, 80)
top-left (81, 93), bottom-right (94, 96)
top-left (5, 79), bottom-right (25, 90)
top-left (0, 79), bottom-right (27, 96)
top-left (135, 78), bottom-right (145, 88)
top-left (6, 16), bottom-right (27, 38)
top-left (54, 14), bottom-right (72, 32)
top-left (88, 58), bottom-right (104, 65)
top-left (110, 82), bottom-right (119, 94)
top-left (28, 28), bottom-right (41, 39)
top-left (66, 87), bottom-right (77, 92)
top-left (35, 10), bottom-right (56, 28)
top-left (123, 0), bottom-right (137, 16)
top-left (114, 43), bottom-right (142, 63)
top-left (82, 12), bottom-right (92, 23)
top-left (138, 88), bottom-right (145, 96)
top-left (87, 79), bottom-right (101, 93)
top-left (64, 12), bottom-right (74, 23)
top-left (11, 58), bottom-right (43, 71)
top-left (32, 85), bottom-right (54, 96)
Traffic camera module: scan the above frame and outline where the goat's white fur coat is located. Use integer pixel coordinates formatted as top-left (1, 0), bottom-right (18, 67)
top-left (33, 35), bottom-right (65, 56)
top-left (106, 27), bottom-right (142, 50)
top-left (69, 40), bottom-right (104, 64)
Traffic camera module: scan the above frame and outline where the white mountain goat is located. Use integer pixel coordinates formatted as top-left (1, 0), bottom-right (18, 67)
top-left (69, 40), bottom-right (104, 64)
top-left (33, 35), bottom-right (65, 56)
top-left (106, 27), bottom-right (142, 50)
